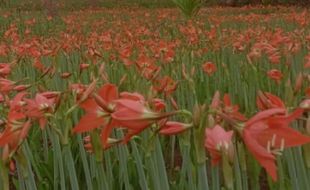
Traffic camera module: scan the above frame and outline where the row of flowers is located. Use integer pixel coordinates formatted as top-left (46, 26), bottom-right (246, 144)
top-left (1, 72), bottom-right (309, 182)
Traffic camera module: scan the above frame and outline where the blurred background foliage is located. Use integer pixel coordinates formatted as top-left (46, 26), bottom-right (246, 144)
top-left (1, 0), bottom-right (310, 11)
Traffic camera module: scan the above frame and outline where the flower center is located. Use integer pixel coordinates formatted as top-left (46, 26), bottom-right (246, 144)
top-left (266, 134), bottom-right (285, 156)
top-left (39, 103), bottom-right (50, 110)
top-left (97, 109), bottom-right (110, 117)
top-left (216, 141), bottom-right (230, 152)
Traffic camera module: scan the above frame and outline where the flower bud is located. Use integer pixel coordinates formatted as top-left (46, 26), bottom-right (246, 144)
top-left (294, 73), bottom-right (303, 93)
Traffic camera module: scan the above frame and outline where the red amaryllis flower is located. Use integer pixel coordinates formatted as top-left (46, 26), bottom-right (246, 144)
top-left (25, 93), bottom-right (55, 129)
top-left (223, 94), bottom-right (247, 121)
top-left (268, 53), bottom-right (280, 65)
top-left (304, 54), bottom-right (310, 68)
top-left (0, 63), bottom-right (11, 77)
top-left (256, 91), bottom-right (285, 111)
top-left (151, 98), bottom-right (166, 112)
top-left (0, 78), bottom-right (15, 94)
top-left (73, 83), bottom-right (118, 133)
top-left (39, 91), bottom-right (60, 103)
top-left (76, 80), bottom-right (97, 103)
top-left (0, 121), bottom-right (32, 161)
top-left (209, 92), bottom-right (246, 124)
top-left (267, 69), bottom-right (283, 83)
top-left (135, 54), bottom-right (154, 68)
top-left (140, 64), bottom-right (160, 80)
top-left (159, 121), bottom-right (192, 135)
top-left (120, 92), bottom-right (145, 102)
top-left (70, 83), bottom-right (87, 100)
top-left (153, 76), bottom-right (178, 96)
top-left (242, 108), bottom-right (310, 181)
top-left (112, 99), bottom-right (163, 130)
top-left (163, 49), bottom-right (175, 63)
top-left (0, 108), bottom-right (31, 160)
top-left (111, 98), bottom-right (175, 143)
top-left (10, 92), bottom-right (27, 111)
top-left (205, 125), bottom-right (234, 165)
top-left (202, 62), bottom-right (217, 76)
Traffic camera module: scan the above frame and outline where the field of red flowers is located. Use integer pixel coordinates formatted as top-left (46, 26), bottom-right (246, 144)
top-left (0, 4), bottom-right (310, 190)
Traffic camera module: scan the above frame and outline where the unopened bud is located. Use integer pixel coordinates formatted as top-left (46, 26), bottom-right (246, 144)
top-left (294, 73), bottom-right (303, 93)
top-left (170, 96), bottom-right (179, 110)
top-left (190, 66), bottom-right (195, 77)
top-left (61, 72), bottom-right (71, 79)
top-left (9, 160), bottom-right (16, 173)
top-left (14, 84), bottom-right (31, 91)
top-left (210, 91), bottom-right (220, 109)
top-left (193, 103), bottom-right (207, 127)
top-left (79, 80), bottom-right (97, 103)
top-left (119, 74), bottom-right (127, 86)
top-left (193, 104), bottom-right (201, 126)
top-left (181, 64), bottom-right (188, 80)
top-left (300, 99), bottom-right (310, 110)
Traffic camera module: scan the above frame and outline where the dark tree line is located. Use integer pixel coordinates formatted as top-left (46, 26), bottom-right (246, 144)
top-left (37, 0), bottom-right (310, 16)
top-left (217, 0), bottom-right (310, 6)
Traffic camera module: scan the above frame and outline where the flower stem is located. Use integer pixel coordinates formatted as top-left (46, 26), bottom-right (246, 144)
top-left (0, 160), bottom-right (9, 190)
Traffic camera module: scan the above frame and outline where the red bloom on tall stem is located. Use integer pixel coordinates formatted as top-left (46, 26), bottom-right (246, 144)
top-left (0, 119), bottom-right (31, 161)
top-left (153, 76), bottom-right (178, 96)
top-left (202, 62), bottom-right (217, 76)
top-left (209, 92), bottom-right (246, 123)
top-left (0, 94), bottom-right (31, 160)
top-left (159, 121), bottom-right (192, 135)
top-left (0, 78), bottom-right (15, 94)
top-left (0, 63), bottom-right (11, 78)
top-left (111, 98), bottom-right (176, 143)
top-left (73, 83), bottom-right (119, 148)
top-left (112, 99), bottom-right (166, 129)
top-left (77, 80), bottom-right (97, 103)
top-left (223, 94), bottom-right (247, 121)
top-left (25, 93), bottom-right (55, 129)
top-left (267, 69), bottom-right (283, 83)
top-left (205, 125), bottom-right (234, 165)
top-left (256, 91), bottom-right (285, 111)
top-left (73, 83), bottom-right (118, 133)
top-left (242, 108), bottom-right (310, 181)
top-left (151, 98), bottom-right (166, 112)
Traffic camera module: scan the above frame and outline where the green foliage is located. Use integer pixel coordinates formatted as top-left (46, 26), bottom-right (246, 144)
top-left (172, 0), bottom-right (203, 18)
top-left (0, 4), bottom-right (310, 190)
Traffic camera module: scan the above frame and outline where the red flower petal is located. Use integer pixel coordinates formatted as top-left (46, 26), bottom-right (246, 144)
top-left (246, 108), bottom-right (286, 127)
top-left (243, 129), bottom-right (277, 181)
top-left (73, 113), bottom-right (105, 133)
top-left (98, 83), bottom-right (118, 102)
top-left (100, 120), bottom-right (117, 148)
top-left (159, 121), bottom-right (189, 135)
